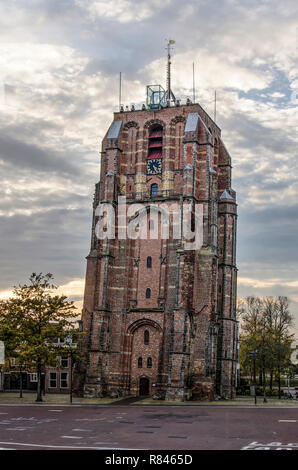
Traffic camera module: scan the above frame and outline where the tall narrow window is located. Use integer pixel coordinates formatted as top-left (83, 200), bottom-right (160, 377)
top-left (146, 288), bottom-right (151, 299)
top-left (147, 125), bottom-right (163, 176)
top-left (148, 125), bottom-right (163, 159)
top-left (151, 183), bottom-right (158, 196)
top-left (144, 330), bottom-right (149, 345)
top-left (49, 372), bottom-right (57, 388)
top-left (147, 256), bottom-right (152, 268)
top-left (138, 357), bottom-right (143, 368)
top-left (147, 357), bottom-right (152, 369)
top-left (60, 372), bottom-right (68, 388)
top-left (149, 219), bottom-right (154, 230)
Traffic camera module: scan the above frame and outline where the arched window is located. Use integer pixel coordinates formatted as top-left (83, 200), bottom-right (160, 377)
top-left (149, 219), bottom-right (154, 230)
top-left (144, 330), bottom-right (149, 345)
top-left (146, 288), bottom-right (151, 299)
top-left (151, 183), bottom-right (158, 196)
top-left (147, 357), bottom-right (152, 369)
top-left (148, 125), bottom-right (163, 159)
top-left (138, 357), bottom-right (142, 368)
top-left (147, 256), bottom-right (152, 268)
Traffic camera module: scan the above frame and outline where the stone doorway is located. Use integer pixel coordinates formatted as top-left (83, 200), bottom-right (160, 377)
top-left (139, 377), bottom-right (149, 396)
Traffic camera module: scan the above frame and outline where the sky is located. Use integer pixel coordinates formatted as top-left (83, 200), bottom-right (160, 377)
top-left (0, 0), bottom-right (297, 333)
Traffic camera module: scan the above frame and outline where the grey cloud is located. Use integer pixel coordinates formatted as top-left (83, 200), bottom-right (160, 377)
top-left (223, 112), bottom-right (297, 155)
top-left (0, 207), bottom-right (91, 290)
top-left (0, 133), bottom-right (80, 176)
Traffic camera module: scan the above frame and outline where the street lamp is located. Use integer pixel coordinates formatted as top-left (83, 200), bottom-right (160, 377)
top-left (249, 349), bottom-right (258, 405)
top-left (64, 336), bottom-right (77, 404)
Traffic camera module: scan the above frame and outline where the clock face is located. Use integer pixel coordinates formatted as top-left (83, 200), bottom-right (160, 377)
top-left (147, 159), bottom-right (162, 175)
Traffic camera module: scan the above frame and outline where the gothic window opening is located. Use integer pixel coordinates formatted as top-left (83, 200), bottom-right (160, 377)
top-left (147, 357), bottom-right (152, 368)
top-left (146, 288), bottom-right (151, 299)
top-left (147, 125), bottom-right (162, 175)
top-left (147, 256), bottom-right (152, 268)
top-left (149, 219), bottom-right (154, 230)
top-left (138, 357), bottom-right (143, 368)
top-left (148, 125), bottom-right (163, 159)
top-left (151, 183), bottom-right (158, 196)
top-left (144, 330), bottom-right (149, 345)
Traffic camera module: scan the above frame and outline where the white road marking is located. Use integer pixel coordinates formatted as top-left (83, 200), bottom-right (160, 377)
top-left (0, 441), bottom-right (142, 450)
top-left (61, 436), bottom-right (82, 439)
top-left (95, 442), bottom-right (118, 445)
top-left (0, 413), bottom-right (8, 415)
top-left (242, 441), bottom-right (298, 450)
top-left (75, 418), bottom-right (102, 421)
top-left (7, 428), bottom-right (33, 431)
top-left (48, 410), bottom-right (63, 412)
top-left (72, 429), bottom-right (91, 432)
top-left (278, 420), bottom-right (297, 423)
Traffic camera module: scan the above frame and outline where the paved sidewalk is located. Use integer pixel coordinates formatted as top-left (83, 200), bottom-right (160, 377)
top-left (0, 392), bottom-right (121, 405)
top-left (1, 392), bottom-right (298, 407)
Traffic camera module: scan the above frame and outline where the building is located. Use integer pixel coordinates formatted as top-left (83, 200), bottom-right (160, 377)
top-left (0, 337), bottom-right (76, 394)
top-left (1, 355), bottom-right (72, 394)
top-left (78, 57), bottom-right (238, 401)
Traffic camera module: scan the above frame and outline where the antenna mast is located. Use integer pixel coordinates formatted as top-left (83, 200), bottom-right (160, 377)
top-left (214, 90), bottom-right (217, 122)
top-left (166, 39), bottom-right (176, 104)
top-left (119, 72), bottom-right (122, 111)
top-left (193, 62), bottom-right (195, 103)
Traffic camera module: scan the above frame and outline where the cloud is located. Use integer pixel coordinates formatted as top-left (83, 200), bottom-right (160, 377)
top-left (75, 0), bottom-right (172, 23)
top-left (0, 0), bottom-right (297, 333)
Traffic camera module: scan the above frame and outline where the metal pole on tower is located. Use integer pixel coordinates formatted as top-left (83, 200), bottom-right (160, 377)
top-left (214, 90), bottom-right (217, 122)
top-left (193, 62), bottom-right (195, 103)
top-left (119, 72), bottom-right (122, 111)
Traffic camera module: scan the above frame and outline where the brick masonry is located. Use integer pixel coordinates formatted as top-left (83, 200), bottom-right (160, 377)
top-left (74, 102), bottom-right (238, 401)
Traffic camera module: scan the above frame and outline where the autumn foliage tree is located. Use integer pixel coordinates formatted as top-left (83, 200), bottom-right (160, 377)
top-left (0, 273), bottom-right (81, 402)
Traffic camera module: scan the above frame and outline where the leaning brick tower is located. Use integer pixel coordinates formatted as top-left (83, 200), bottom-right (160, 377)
top-left (77, 51), bottom-right (238, 401)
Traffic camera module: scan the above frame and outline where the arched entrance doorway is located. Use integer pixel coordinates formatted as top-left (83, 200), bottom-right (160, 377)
top-left (139, 377), bottom-right (149, 396)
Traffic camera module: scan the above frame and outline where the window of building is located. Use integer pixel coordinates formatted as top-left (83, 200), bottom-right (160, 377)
top-left (146, 288), bottom-right (151, 299)
top-left (151, 183), bottom-right (158, 196)
top-left (144, 330), bottom-right (149, 345)
top-left (147, 256), bottom-right (152, 268)
top-left (147, 357), bottom-right (152, 369)
top-left (29, 373), bottom-right (38, 382)
top-left (60, 372), bottom-right (68, 388)
top-left (149, 219), bottom-right (154, 230)
top-left (138, 357), bottom-right (143, 368)
top-left (49, 372), bottom-right (57, 388)
top-left (61, 357), bottom-right (69, 368)
top-left (148, 125), bottom-right (163, 159)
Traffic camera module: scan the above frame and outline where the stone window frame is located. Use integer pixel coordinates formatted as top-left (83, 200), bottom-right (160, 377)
top-left (60, 372), bottom-right (69, 388)
top-left (144, 330), bottom-right (149, 345)
top-left (49, 372), bottom-right (57, 388)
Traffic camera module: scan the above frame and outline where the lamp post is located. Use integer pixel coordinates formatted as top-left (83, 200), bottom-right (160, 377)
top-left (249, 349), bottom-right (258, 405)
top-left (70, 350), bottom-right (73, 404)
top-left (65, 340), bottom-right (77, 405)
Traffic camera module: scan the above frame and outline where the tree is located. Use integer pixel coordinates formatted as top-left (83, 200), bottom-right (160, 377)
top-left (239, 296), bottom-right (295, 400)
top-left (0, 273), bottom-right (81, 402)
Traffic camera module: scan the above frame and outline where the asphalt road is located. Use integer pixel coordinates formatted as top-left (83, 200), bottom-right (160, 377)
top-left (0, 404), bottom-right (297, 450)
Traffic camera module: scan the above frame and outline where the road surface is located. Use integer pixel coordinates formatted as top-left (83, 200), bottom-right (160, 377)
top-left (0, 404), bottom-right (297, 450)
